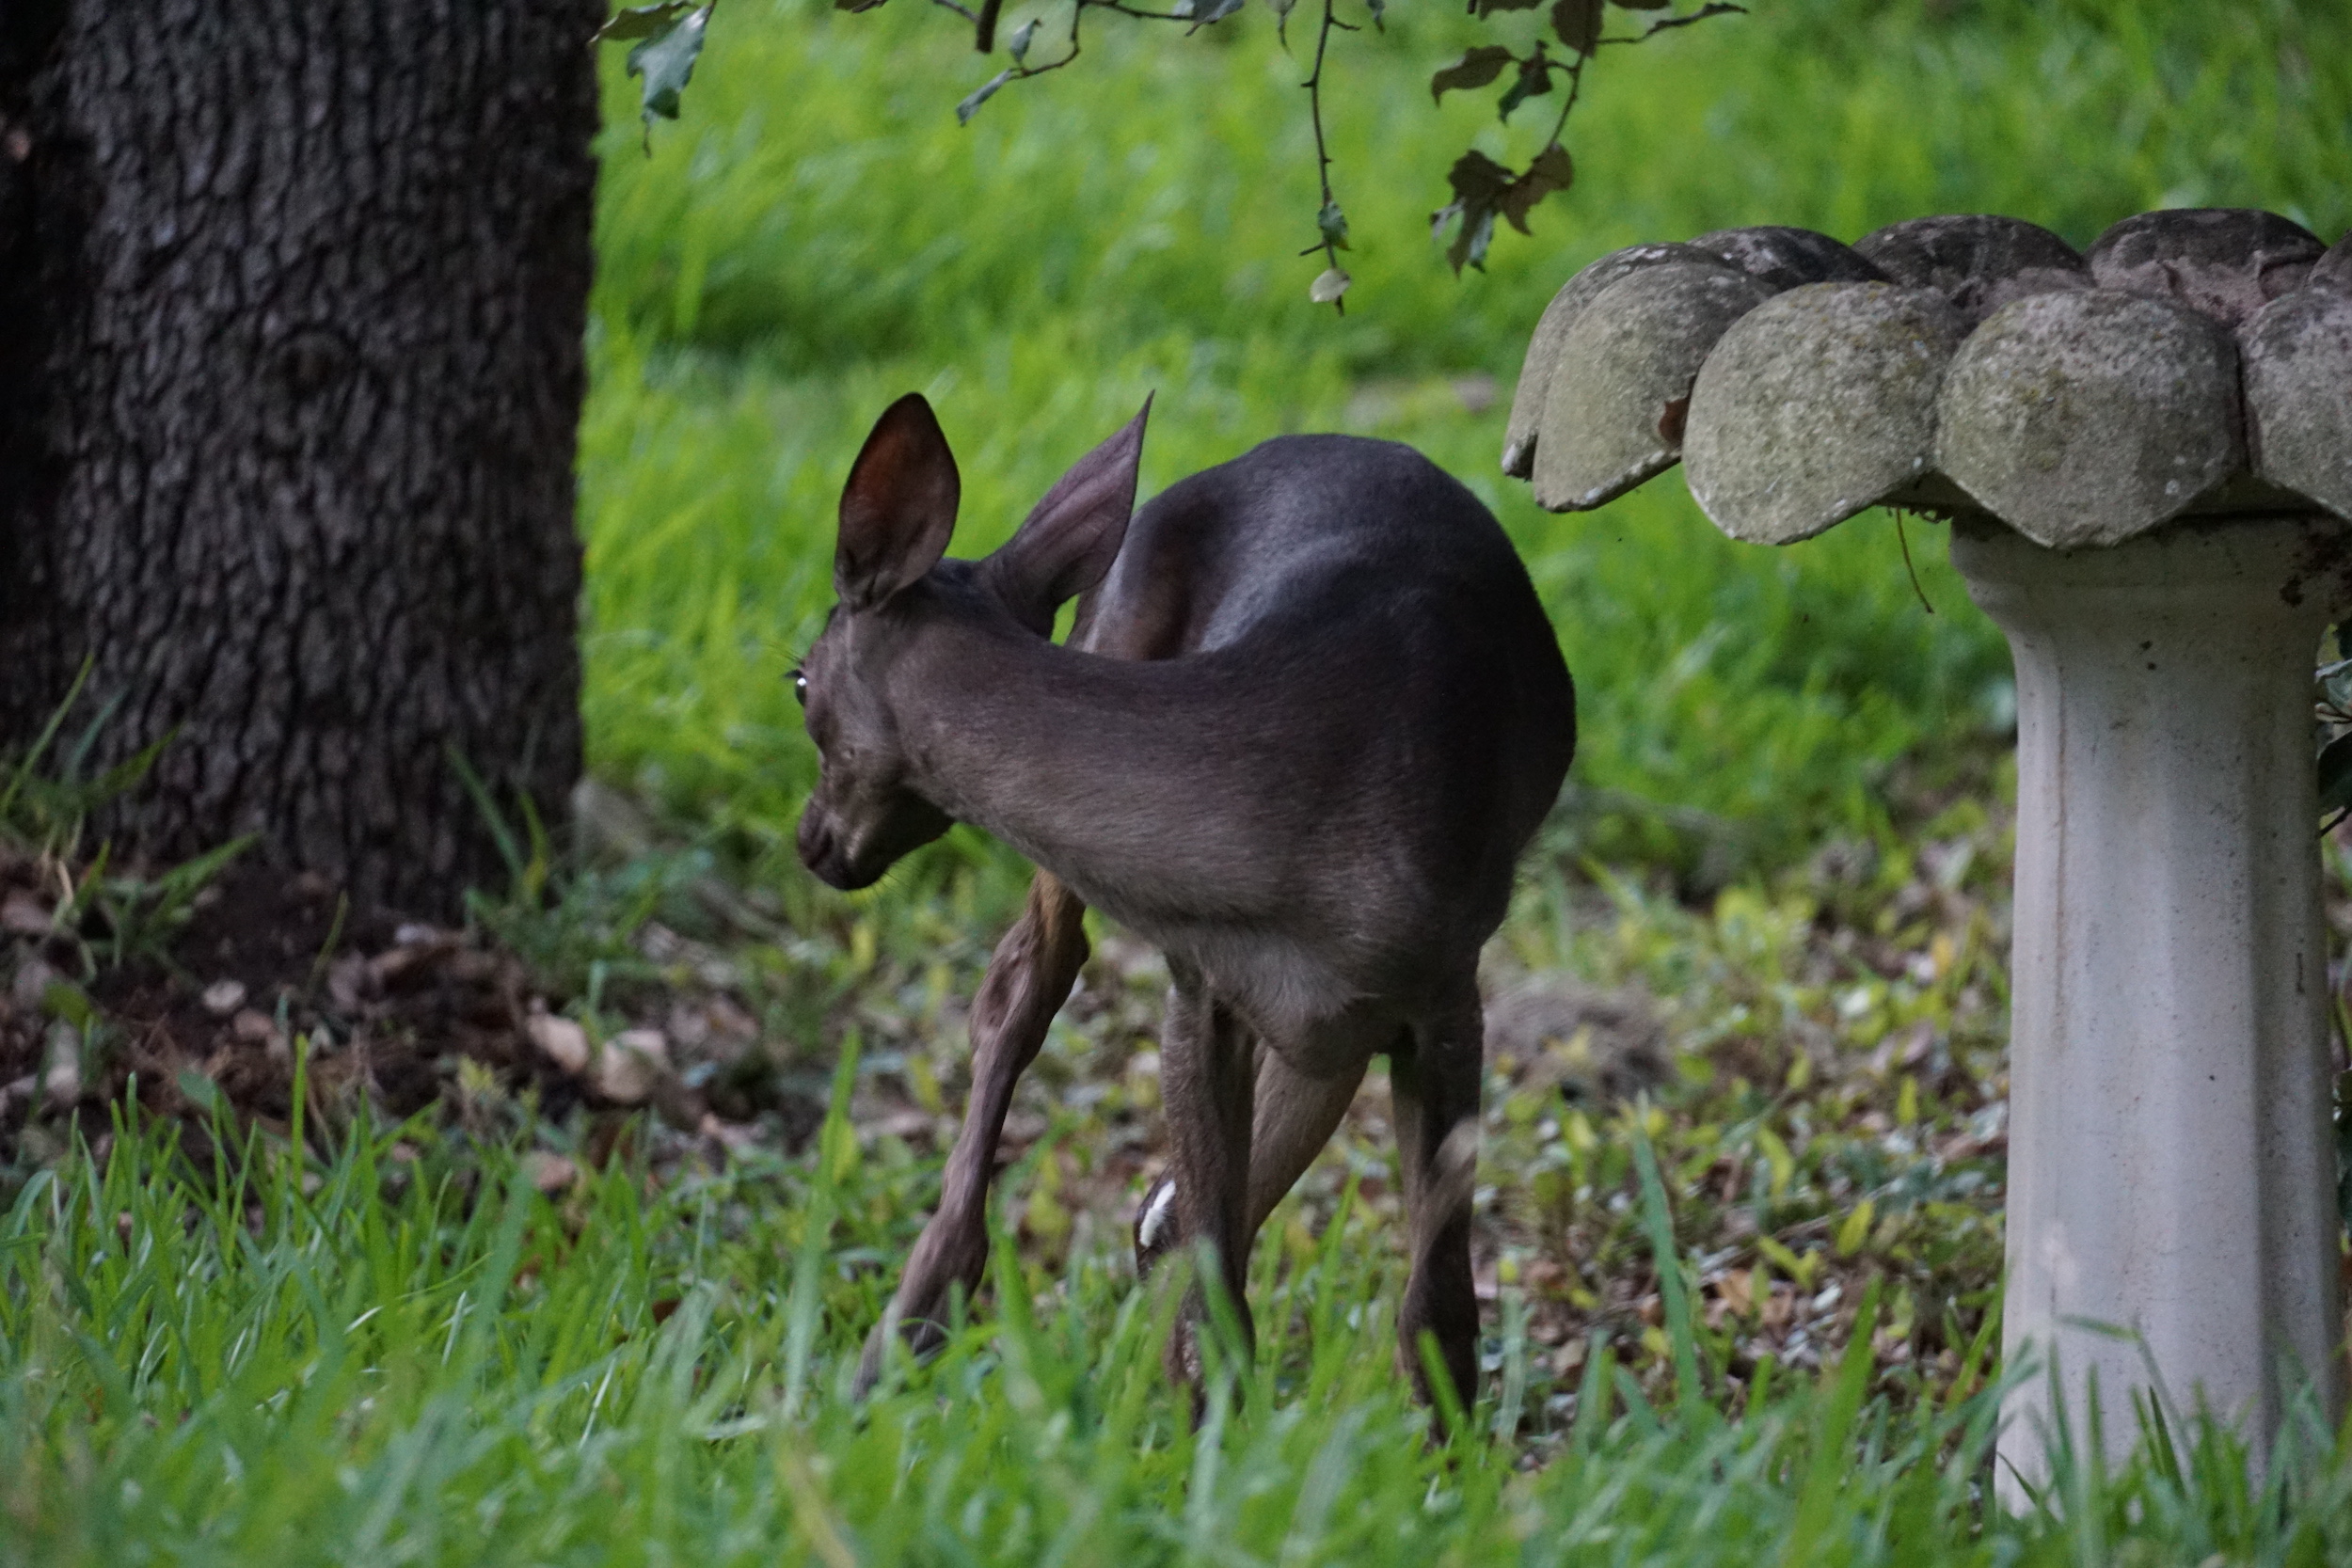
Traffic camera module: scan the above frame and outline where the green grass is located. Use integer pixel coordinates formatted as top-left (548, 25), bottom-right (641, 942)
top-left (8, 1100), bottom-right (2350, 1565)
top-left (13, 3), bottom-right (2352, 1560)
top-left (577, 0), bottom-right (2350, 902)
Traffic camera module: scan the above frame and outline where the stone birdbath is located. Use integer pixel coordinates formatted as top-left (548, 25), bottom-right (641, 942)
top-left (1504, 209), bottom-right (2352, 1490)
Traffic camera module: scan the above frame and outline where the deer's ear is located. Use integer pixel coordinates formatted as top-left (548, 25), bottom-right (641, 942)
top-left (836, 394), bottom-right (961, 611)
top-left (984, 396), bottom-right (1151, 635)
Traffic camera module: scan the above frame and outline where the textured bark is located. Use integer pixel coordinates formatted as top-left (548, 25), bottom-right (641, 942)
top-left (0, 0), bottom-right (599, 915)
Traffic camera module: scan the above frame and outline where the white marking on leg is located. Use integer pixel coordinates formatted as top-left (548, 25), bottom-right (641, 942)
top-left (1137, 1179), bottom-right (1179, 1252)
top-left (1432, 1119), bottom-right (1479, 1224)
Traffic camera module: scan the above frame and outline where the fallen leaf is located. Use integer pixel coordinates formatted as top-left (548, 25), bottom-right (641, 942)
top-left (593, 1030), bottom-right (669, 1104)
top-left (525, 1151), bottom-right (580, 1195)
top-left (10, 957), bottom-right (57, 1013)
top-left (41, 1022), bottom-right (79, 1109)
top-left (528, 1012), bottom-right (592, 1075)
top-left (613, 1027), bottom-right (670, 1066)
top-left (0, 889), bottom-right (51, 936)
top-left (326, 955), bottom-right (373, 1012)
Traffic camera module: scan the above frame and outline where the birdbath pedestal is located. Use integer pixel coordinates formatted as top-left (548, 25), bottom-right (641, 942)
top-left (1506, 210), bottom-right (2352, 1492)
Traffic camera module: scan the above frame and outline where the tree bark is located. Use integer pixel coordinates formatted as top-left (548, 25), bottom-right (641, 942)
top-left (0, 0), bottom-right (599, 916)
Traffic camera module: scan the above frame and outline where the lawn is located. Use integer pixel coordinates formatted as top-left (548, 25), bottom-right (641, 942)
top-left (8, 0), bottom-right (2352, 1560)
top-left (7, 1100), bottom-right (2349, 1563)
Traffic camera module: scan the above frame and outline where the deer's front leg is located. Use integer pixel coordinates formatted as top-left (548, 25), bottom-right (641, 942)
top-left (855, 871), bottom-right (1089, 1397)
top-left (1157, 966), bottom-right (1259, 1389)
top-left (1390, 979), bottom-right (1485, 1427)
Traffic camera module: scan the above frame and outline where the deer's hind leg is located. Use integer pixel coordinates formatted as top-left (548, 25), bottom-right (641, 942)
top-left (1389, 976), bottom-right (1485, 1425)
top-left (1136, 1048), bottom-right (1368, 1277)
top-left (1155, 966), bottom-right (1262, 1386)
top-left (855, 870), bottom-right (1089, 1396)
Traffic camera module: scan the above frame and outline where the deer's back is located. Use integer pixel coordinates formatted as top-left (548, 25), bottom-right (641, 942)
top-left (1071, 436), bottom-right (1574, 990)
top-left (1076, 436), bottom-right (1533, 663)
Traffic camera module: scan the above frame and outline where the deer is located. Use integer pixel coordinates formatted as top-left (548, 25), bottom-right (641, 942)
top-left (794, 391), bottom-right (1575, 1417)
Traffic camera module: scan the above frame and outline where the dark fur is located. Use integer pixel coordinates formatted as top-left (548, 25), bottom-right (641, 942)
top-left (800, 397), bottom-right (1575, 1413)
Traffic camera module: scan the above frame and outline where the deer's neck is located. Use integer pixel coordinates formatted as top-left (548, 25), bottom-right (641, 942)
top-left (895, 622), bottom-right (1277, 923)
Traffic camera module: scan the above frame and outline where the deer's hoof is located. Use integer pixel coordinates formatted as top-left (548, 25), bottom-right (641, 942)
top-left (851, 1318), bottom-right (895, 1401)
top-left (853, 1306), bottom-right (953, 1399)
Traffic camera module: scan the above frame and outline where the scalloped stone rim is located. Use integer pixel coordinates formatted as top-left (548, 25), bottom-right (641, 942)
top-left (1506, 207), bottom-right (2352, 542)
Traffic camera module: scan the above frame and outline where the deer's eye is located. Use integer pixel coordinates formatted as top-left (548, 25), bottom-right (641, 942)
top-left (790, 670), bottom-right (810, 706)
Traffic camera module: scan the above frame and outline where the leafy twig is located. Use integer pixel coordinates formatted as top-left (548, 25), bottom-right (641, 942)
top-left (1538, 44), bottom-right (1589, 150)
top-left (954, 0), bottom-right (1092, 121)
top-left (1299, 0), bottom-right (1359, 312)
top-left (1894, 511), bottom-right (1935, 615)
top-left (600, 2), bottom-right (717, 150)
top-left (1597, 0), bottom-right (1744, 44)
top-left (1430, 0), bottom-right (1738, 274)
top-left (594, 0), bottom-right (1745, 301)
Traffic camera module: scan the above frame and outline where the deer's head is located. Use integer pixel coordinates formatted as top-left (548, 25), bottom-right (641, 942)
top-left (793, 393), bottom-right (1148, 890)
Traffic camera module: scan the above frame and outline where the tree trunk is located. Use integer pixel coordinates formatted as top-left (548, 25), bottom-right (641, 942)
top-left (0, 0), bottom-right (599, 916)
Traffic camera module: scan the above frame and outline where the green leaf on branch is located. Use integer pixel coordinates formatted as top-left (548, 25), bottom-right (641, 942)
top-left (958, 69), bottom-right (1015, 124)
top-left (1317, 199), bottom-right (1350, 251)
top-left (1005, 18), bottom-right (1038, 61)
top-left (625, 6), bottom-right (710, 127)
top-left (2322, 655), bottom-right (2352, 718)
top-left (1497, 53), bottom-right (1554, 121)
top-left (1430, 45), bottom-right (1515, 103)
top-left (1184, 0), bottom-right (1248, 25)
top-left (1452, 208), bottom-right (1499, 273)
top-left (1431, 150), bottom-right (1510, 274)
top-left (593, 3), bottom-right (691, 42)
top-left (1551, 0), bottom-right (1603, 54)
top-left (2319, 732), bottom-right (2352, 816)
top-left (1443, 150), bottom-right (1514, 210)
top-left (1502, 141), bottom-right (1574, 230)
top-left (1433, 143), bottom-right (1573, 274)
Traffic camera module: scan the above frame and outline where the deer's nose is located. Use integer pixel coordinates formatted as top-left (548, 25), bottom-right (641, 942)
top-left (796, 810), bottom-right (852, 888)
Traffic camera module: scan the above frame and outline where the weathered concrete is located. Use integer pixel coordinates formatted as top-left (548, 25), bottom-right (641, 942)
top-left (1935, 289), bottom-right (2245, 547)
top-left (1506, 208), bottom-right (2352, 1494)
top-left (1855, 214), bottom-right (2090, 322)
top-left (1503, 243), bottom-right (1723, 478)
top-left (2310, 231), bottom-right (2352, 295)
top-left (2090, 207), bottom-right (2325, 328)
top-left (1684, 283), bottom-right (1969, 543)
top-left (1687, 225), bottom-right (1886, 292)
top-left (2244, 287), bottom-right (2352, 522)
top-left (1530, 262), bottom-right (1773, 512)
top-left (1953, 515), bottom-right (2351, 1499)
